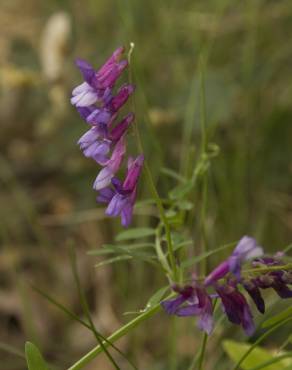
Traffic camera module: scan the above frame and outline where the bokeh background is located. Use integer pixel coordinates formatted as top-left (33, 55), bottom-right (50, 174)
top-left (0, 0), bottom-right (291, 369)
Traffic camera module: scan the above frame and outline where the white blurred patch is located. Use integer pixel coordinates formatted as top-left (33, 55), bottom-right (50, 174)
top-left (40, 12), bottom-right (71, 81)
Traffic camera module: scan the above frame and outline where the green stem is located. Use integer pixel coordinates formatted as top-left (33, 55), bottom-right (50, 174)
top-left (128, 44), bottom-right (178, 281)
top-left (199, 57), bottom-right (209, 277)
top-left (70, 246), bottom-right (120, 370)
top-left (197, 332), bottom-right (208, 370)
top-left (232, 316), bottom-right (292, 370)
top-left (243, 263), bottom-right (292, 275)
top-left (249, 352), bottom-right (292, 370)
top-left (67, 302), bottom-right (163, 370)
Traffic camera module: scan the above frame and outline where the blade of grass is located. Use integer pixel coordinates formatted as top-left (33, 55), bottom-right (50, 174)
top-left (31, 285), bottom-right (135, 368)
top-left (69, 246), bottom-right (121, 370)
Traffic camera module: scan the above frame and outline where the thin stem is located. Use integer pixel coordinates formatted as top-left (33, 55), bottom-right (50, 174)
top-left (248, 352), bottom-right (292, 370)
top-left (31, 284), bottom-right (136, 368)
top-left (67, 301), bottom-right (164, 370)
top-left (127, 44), bottom-right (178, 281)
top-left (199, 57), bottom-right (208, 276)
top-left (232, 316), bottom-right (292, 370)
top-left (70, 246), bottom-right (120, 370)
top-left (197, 332), bottom-right (208, 370)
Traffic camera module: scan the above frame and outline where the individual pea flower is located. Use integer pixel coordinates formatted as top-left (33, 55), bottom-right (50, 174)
top-left (71, 47), bottom-right (128, 108)
top-left (93, 136), bottom-right (126, 190)
top-left (161, 283), bottom-right (214, 335)
top-left (215, 284), bottom-right (255, 336)
top-left (97, 155), bottom-right (144, 227)
top-left (242, 279), bottom-right (265, 314)
top-left (85, 84), bottom-right (135, 126)
top-left (204, 236), bottom-right (263, 286)
top-left (255, 271), bottom-right (292, 299)
top-left (78, 113), bottom-right (134, 164)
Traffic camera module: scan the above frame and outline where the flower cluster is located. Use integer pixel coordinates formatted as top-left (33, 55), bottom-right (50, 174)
top-left (161, 236), bottom-right (292, 335)
top-left (71, 47), bottom-right (144, 227)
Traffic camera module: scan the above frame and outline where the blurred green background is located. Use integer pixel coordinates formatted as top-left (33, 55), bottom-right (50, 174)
top-left (0, 0), bottom-right (291, 369)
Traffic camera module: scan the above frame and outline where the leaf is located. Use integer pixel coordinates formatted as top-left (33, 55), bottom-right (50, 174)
top-left (95, 255), bottom-right (133, 267)
top-left (116, 227), bottom-right (156, 241)
top-left (88, 243), bottom-right (155, 256)
top-left (181, 241), bottom-right (236, 269)
top-left (0, 342), bottom-right (24, 359)
top-left (169, 181), bottom-right (194, 200)
top-left (223, 340), bottom-right (286, 370)
top-left (262, 306), bottom-right (292, 328)
top-left (160, 167), bottom-right (186, 183)
top-left (145, 286), bottom-right (169, 309)
top-left (25, 342), bottom-right (50, 370)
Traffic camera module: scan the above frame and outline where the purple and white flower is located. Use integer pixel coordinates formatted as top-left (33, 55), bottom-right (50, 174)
top-left (204, 236), bottom-right (263, 285)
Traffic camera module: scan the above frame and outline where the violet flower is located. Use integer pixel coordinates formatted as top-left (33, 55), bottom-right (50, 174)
top-left (93, 136), bottom-right (126, 190)
top-left (78, 113), bottom-right (134, 164)
top-left (161, 284), bottom-right (214, 335)
top-left (216, 284), bottom-right (255, 336)
top-left (85, 84), bottom-right (135, 126)
top-left (71, 47), bottom-right (128, 108)
top-left (204, 236), bottom-right (263, 286)
top-left (97, 155), bottom-right (144, 227)
top-left (242, 279), bottom-right (265, 314)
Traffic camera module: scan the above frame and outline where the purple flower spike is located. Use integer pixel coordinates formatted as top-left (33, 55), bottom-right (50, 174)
top-left (73, 47), bottom-right (142, 227)
top-left (205, 236), bottom-right (263, 285)
top-left (93, 137), bottom-right (126, 190)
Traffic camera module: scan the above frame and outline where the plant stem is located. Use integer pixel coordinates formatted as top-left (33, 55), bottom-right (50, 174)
top-left (197, 332), bottom-right (208, 370)
top-left (70, 246), bottom-right (120, 370)
top-left (67, 302), bottom-right (163, 370)
top-left (127, 44), bottom-right (178, 281)
top-left (199, 56), bottom-right (208, 276)
top-left (232, 316), bottom-right (292, 370)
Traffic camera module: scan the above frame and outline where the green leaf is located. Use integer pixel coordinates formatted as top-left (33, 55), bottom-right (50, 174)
top-left (160, 167), bottom-right (186, 183)
top-left (116, 227), bottom-right (156, 241)
top-left (95, 255), bottom-right (133, 267)
top-left (88, 242), bottom-right (155, 256)
top-left (169, 181), bottom-right (194, 200)
top-left (262, 306), bottom-right (292, 328)
top-left (181, 241), bottom-right (236, 269)
top-left (223, 340), bottom-right (286, 370)
top-left (25, 342), bottom-right (50, 370)
top-left (145, 286), bottom-right (169, 309)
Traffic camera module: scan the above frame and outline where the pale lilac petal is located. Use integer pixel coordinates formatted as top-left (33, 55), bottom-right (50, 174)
top-left (71, 90), bottom-right (98, 107)
top-left (72, 81), bottom-right (91, 96)
top-left (121, 202), bottom-right (133, 227)
top-left (106, 194), bottom-right (127, 217)
top-left (197, 312), bottom-right (214, 335)
top-left (93, 167), bottom-right (114, 190)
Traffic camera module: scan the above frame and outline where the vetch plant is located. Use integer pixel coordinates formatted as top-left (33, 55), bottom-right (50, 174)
top-left (22, 44), bottom-right (292, 370)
